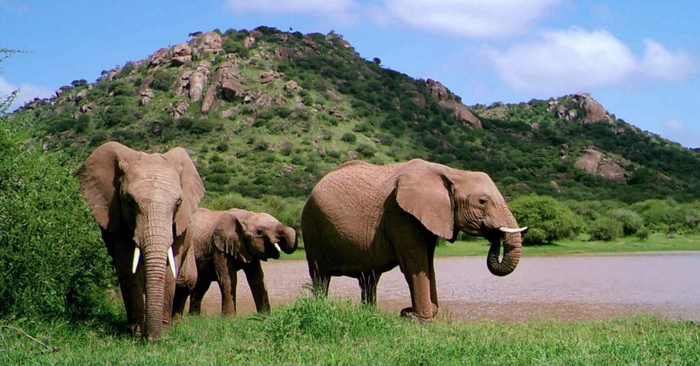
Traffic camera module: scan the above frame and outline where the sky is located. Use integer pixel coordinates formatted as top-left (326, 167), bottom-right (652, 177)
top-left (1, 0), bottom-right (698, 147)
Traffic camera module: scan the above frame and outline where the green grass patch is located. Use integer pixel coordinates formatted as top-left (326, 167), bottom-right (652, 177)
top-left (3, 297), bottom-right (699, 365)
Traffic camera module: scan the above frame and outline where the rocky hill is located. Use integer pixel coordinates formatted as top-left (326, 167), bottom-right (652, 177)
top-left (9, 26), bottom-right (700, 204)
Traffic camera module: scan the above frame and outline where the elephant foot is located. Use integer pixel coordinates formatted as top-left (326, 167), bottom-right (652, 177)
top-left (400, 307), bottom-right (436, 324)
top-left (129, 323), bottom-right (143, 339)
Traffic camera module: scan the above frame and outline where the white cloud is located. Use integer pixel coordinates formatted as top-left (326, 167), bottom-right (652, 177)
top-left (381, 0), bottom-right (560, 38)
top-left (639, 40), bottom-right (695, 81)
top-left (484, 28), bottom-right (696, 95)
top-left (225, 0), bottom-right (355, 17)
top-left (0, 77), bottom-right (53, 112)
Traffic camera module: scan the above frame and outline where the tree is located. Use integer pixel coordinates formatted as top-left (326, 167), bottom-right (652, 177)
top-left (0, 48), bottom-right (23, 115)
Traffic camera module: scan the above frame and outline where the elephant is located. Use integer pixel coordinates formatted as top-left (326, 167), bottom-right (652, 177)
top-left (300, 159), bottom-right (526, 322)
top-left (76, 141), bottom-right (205, 340)
top-left (172, 208), bottom-right (297, 318)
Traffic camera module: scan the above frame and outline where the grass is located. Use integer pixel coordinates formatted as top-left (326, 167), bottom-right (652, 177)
top-left (281, 233), bottom-right (700, 261)
top-left (3, 297), bottom-right (699, 365)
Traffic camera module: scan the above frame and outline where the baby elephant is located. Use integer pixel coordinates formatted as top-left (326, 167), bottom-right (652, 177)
top-left (173, 208), bottom-right (297, 317)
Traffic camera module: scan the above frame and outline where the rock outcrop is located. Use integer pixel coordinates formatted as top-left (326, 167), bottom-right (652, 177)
top-left (171, 42), bottom-right (192, 66)
top-left (189, 32), bottom-right (223, 55)
top-left (547, 93), bottom-right (611, 124)
top-left (425, 78), bottom-right (481, 128)
top-left (201, 61), bottom-right (245, 112)
top-left (576, 148), bottom-right (626, 182)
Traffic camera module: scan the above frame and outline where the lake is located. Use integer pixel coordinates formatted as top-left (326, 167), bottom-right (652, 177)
top-left (195, 251), bottom-right (700, 322)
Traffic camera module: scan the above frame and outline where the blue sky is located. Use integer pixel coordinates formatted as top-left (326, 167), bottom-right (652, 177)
top-left (1, 0), bottom-right (698, 147)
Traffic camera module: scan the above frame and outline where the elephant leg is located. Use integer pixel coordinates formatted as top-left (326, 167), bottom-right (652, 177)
top-left (397, 250), bottom-right (436, 322)
top-left (358, 271), bottom-right (382, 306)
top-left (111, 237), bottom-right (145, 335)
top-left (172, 285), bottom-right (190, 321)
top-left (214, 252), bottom-right (238, 316)
top-left (162, 269), bottom-right (177, 327)
top-left (188, 278), bottom-right (212, 315)
top-left (427, 244), bottom-right (439, 316)
top-left (243, 260), bottom-right (270, 313)
top-left (308, 260), bottom-right (330, 299)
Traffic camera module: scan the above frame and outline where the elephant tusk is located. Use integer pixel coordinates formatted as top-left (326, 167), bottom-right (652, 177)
top-left (499, 226), bottom-right (528, 234)
top-left (132, 247), bottom-right (141, 274)
top-left (167, 247), bottom-right (177, 278)
top-left (274, 242), bottom-right (282, 252)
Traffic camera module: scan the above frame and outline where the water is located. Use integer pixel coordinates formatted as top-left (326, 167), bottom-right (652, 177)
top-left (196, 252), bottom-right (700, 322)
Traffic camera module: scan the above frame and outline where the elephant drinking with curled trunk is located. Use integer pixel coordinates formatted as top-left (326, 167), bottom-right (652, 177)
top-left (76, 142), bottom-right (205, 340)
top-left (301, 159), bottom-right (526, 321)
top-left (172, 208), bottom-right (297, 317)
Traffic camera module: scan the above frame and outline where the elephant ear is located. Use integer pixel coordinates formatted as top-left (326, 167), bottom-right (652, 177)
top-left (75, 142), bottom-right (140, 232)
top-left (213, 215), bottom-right (254, 263)
top-left (162, 147), bottom-right (205, 236)
top-left (395, 160), bottom-right (455, 240)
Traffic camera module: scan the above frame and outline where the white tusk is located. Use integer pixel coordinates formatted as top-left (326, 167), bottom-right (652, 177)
top-left (499, 226), bottom-right (528, 233)
top-left (274, 243), bottom-right (282, 252)
top-left (167, 247), bottom-right (177, 278)
top-left (132, 247), bottom-right (141, 274)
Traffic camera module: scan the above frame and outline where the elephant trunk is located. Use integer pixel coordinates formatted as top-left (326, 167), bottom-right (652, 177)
top-left (138, 207), bottom-right (174, 341)
top-left (278, 226), bottom-right (297, 254)
top-left (486, 211), bottom-right (523, 277)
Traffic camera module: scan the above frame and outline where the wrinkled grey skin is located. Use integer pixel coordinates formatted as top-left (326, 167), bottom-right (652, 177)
top-left (173, 208), bottom-right (297, 317)
top-left (76, 141), bottom-right (205, 340)
top-left (301, 159), bottom-right (525, 322)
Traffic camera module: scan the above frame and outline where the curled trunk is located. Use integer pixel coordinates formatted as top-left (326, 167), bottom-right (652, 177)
top-left (486, 232), bottom-right (522, 277)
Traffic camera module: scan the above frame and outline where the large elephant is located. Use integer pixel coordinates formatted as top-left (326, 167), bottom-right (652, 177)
top-left (76, 141), bottom-right (205, 340)
top-left (172, 208), bottom-right (297, 317)
top-left (301, 159), bottom-right (526, 321)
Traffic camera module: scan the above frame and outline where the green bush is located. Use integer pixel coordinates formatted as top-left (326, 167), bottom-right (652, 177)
top-left (508, 195), bottom-right (583, 245)
top-left (0, 116), bottom-right (113, 320)
top-left (611, 209), bottom-right (645, 236)
top-left (151, 69), bottom-right (177, 92)
top-left (588, 217), bottom-right (623, 241)
top-left (340, 132), bottom-right (357, 143)
top-left (635, 225), bottom-right (651, 241)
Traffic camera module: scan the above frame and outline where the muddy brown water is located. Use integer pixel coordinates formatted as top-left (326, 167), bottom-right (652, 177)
top-left (193, 252), bottom-right (700, 322)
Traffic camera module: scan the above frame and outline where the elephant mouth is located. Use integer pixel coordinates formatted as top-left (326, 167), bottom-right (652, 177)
top-left (261, 240), bottom-right (281, 260)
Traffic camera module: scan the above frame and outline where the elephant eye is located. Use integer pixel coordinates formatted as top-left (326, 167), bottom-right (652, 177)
top-left (255, 228), bottom-right (264, 236)
top-left (478, 197), bottom-right (488, 205)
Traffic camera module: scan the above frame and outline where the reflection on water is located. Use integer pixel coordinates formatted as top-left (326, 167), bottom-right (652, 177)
top-left (196, 252), bottom-right (700, 322)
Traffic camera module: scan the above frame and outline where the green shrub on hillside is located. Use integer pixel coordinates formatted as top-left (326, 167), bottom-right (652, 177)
top-left (508, 195), bottom-right (583, 245)
top-left (0, 116), bottom-right (113, 320)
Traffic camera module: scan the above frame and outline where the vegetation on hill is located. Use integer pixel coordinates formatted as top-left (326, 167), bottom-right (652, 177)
top-left (10, 26), bottom-right (700, 205)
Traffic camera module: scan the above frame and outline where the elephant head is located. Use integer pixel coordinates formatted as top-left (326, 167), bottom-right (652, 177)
top-left (213, 209), bottom-right (298, 263)
top-left (76, 141), bottom-right (205, 340)
top-left (395, 160), bottom-right (526, 276)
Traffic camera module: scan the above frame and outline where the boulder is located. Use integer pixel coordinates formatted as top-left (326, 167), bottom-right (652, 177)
top-left (426, 78), bottom-right (449, 100)
top-left (173, 70), bottom-right (194, 96)
top-left (221, 79), bottom-right (245, 101)
top-left (574, 93), bottom-right (610, 123)
top-left (190, 32), bottom-right (222, 55)
top-left (439, 100), bottom-right (482, 128)
top-left (149, 48), bottom-right (169, 67)
top-left (189, 71), bottom-right (206, 102)
top-left (171, 42), bottom-right (192, 65)
top-left (576, 148), bottom-right (626, 182)
top-left (283, 80), bottom-right (299, 90)
top-left (201, 85), bottom-right (217, 113)
top-left (243, 36), bottom-right (256, 48)
top-left (139, 88), bottom-right (156, 106)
